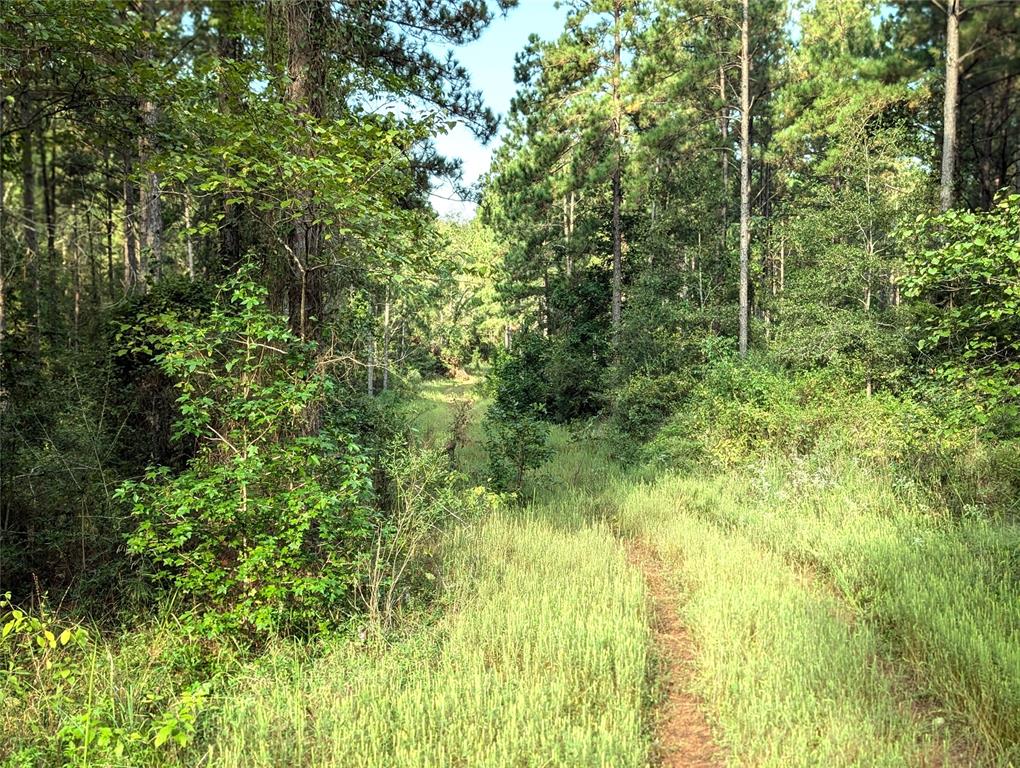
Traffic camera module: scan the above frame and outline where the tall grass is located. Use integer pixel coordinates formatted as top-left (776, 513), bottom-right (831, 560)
top-left (660, 458), bottom-right (1020, 764)
top-left (209, 512), bottom-right (651, 767)
top-left (616, 477), bottom-right (941, 767)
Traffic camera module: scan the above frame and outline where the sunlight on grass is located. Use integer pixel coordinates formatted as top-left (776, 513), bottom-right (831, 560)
top-left (665, 461), bottom-right (1020, 764)
top-left (616, 476), bottom-right (939, 767)
top-left (210, 512), bottom-right (651, 767)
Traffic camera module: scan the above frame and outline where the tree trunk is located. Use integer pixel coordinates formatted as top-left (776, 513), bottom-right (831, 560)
top-left (610, 0), bottom-right (623, 347)
top-left (105, 154), bottom-right (116, 298)
top-left (382, 289), bottom-right (391, 391)
top-left (71, 202), bottom-right (81, 341)
top-left (738, 0), bottom-right (751, 357)
top-left (367, 334), bottom-right (375, 396)
top-left (38, 121), bottom-right (59, 338)
top-left (139, 0), bottom-right (163, 283)
top-left (86, 201), bottom-right (99, 311)
top-left (720, 63), bottom-right (729, 250)
top-left (563, 192), bottom-right (575, 278)
top-left (184, 191), bottom-right (195, 280)
top-left (20, 93), bottom-right (40, 353)
top-left (0, 96), bottom-right (7, 360)
top-left (217, 0), bottom-right (242, 270)
top-left (123, 151), bottom-right (139, 290)
top-left (284, 0), bottom-right (328, 340)
top-left (940, 0), bottom-right (961, 212)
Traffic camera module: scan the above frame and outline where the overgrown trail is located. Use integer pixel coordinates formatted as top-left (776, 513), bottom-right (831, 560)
top-left (626, 540), bottom-right (721, 768)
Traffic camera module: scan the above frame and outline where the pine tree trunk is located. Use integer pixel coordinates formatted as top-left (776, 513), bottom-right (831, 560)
top-left (184, 191), bottom-right (195, 280)
top-left (139, 0), bottom-right (163, 283)
top-left (122, 151), bottom-right (139, 290)
top-left (940, 0), bottom-right (961, 212)
top-left (719, 63), bottom-right (729, 250)
top-left (105, 155), bottom-right (116, 298)
top-left (284, 0), bottom-right (328, 340)
top-left (382, 290), bottom-right (391, 391)
top-left (20, 92), bottom-right (40, 353)
top-left (71, 202), bottom-right (81, 341)
top-left (610, 0), bottom-right (623, 347)
top-left (86, 202), bottom-right (99, 311)
top-left (367, 334), bottom-right (375, 396)
top-left (0, 96), bottom-right (7, 359)
top-left (217, 0), bottom-right (242, 269)
top-left (738, 0), bottom-right (751, 357)
top-left (38, 122), bottom-right (59, 338)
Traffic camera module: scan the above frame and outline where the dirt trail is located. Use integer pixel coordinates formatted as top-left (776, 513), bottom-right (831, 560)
top-left (626, 540), bottom-right (722, 768)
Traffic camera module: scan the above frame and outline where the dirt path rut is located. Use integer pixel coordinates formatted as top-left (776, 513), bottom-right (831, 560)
top-left (626, 541), bottom-right (722, 768)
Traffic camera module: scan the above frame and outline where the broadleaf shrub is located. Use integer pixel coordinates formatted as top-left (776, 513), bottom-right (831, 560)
top-left (900, 192), bottom-right (1020, 421)
top-left (483, 403), bottom-right (551, 493)
top-left (116, 266), bottom-right (375, 638)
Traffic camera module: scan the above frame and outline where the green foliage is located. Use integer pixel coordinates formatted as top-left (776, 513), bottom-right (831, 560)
top-left (483, 402), bottom-right (552, 493)
top-left (116, 268), bottom-right (374, 637)
top-left (208, 512), bottom-right (650, 768)
top-left (1, 593), bottom-right (218, 766)
top-left (367, 439), bottom-right (501, 626)
top-left (413, 219), bottom-right (509, 372)
top-left (645, 356), bottom-right (1020, 517)
top-left (901, 193), bottom-right (1020, 419)
top-left (609, 373), bottom-right (691, 449)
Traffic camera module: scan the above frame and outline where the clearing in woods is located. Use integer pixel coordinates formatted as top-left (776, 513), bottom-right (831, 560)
top-left (190, 378), bottom-right (1018, 767)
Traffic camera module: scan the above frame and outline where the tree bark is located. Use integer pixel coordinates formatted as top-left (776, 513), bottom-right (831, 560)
top-left (122, 151), bottom-right (139, 290)
top-left (283, 0), bottom-right (328, 339)
top-left (104, 154), bottom-right (116, 298)
top-left (738, 0), bottom-right (751, 357)
top-left (38, 121), bottom-right (59, 337)
top-left (85, 201), bottom-right (99, 312)
top-left (720, 63), bottom-right (729, 250)
top-left (139, 0), bottom-right (163, 283)
top-left (20, 92), bottom-right (40, 353)
top-left (184, 191), bottom-right (195, 280)
top-left (610, 0), bottom-right (623, 347)
top-left (71, 202), bottom-right (81, 341)
top-left (940, 0), bottom-right (961, 212)
top-left (1, 96), bottom-right (7, 360)
top-left (217, 0), bottom-right (242, 269)
top-left (382, 288), bottom-right (391, 391)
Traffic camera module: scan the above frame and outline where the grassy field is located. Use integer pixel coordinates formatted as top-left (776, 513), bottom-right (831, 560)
top-left (207, 380), bottom-right (651, 766)
top-left (209, 512), bottom-right (649, 767)
top-left (4, 378), bottom-right (1018, 767)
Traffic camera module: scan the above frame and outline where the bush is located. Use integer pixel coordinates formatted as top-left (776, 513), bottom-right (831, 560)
top-left (609, 373), bottom-right (692, 449)
top-left (483, 403), bottom-right (551, 493)
top-left (365, 440), bottom-right (502, 627)
top-left (643, 356), bottom-right (1020, 517)
top-left (116, 267), bottom-right (375, 638)
top-left (901, 193), bottom-right (1020, 420)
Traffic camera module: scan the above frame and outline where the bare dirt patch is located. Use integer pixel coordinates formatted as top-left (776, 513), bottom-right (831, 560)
top-left (626, 540), bottom-right (722, 768)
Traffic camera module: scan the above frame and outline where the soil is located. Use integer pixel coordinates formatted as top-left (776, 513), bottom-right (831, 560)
top-left (626, 540), bottom-right (722, 768)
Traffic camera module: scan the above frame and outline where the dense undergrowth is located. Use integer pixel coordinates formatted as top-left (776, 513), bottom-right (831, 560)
top-left (1, 381), bottom-right (649, 767)
top-left (609, 353), bottom-right (1020, 766)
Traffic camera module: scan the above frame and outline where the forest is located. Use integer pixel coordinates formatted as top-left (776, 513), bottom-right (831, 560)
top-left (1, 0), bottom-right (1018, 765)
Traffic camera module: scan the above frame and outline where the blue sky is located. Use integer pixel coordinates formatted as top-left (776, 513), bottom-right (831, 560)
top-left (431, 0), bottom-right (569, 218)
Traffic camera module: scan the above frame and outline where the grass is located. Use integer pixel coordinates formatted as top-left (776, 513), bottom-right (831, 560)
top-left (208, 512), bottom-right (650, 767)
top-left (651, 458), bottom-right (1020, 764)
top-left (6, 377), bottom-right (1019, 767)
top-left (207, 401), bottom-right (652, 766)
top-left (616, 476), bottom-right (940, 767)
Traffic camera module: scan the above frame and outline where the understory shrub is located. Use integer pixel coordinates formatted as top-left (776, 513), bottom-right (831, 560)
top-left (645, 356), bottom-right (1020, 516)
top-left (365, 440), bottom-right (503, 627)
top-left (609, 372), bottom-right (692, 451)
top-left (117, 267), bottom-right (375, 638)
top-left (483, 402), bottom-right (551, 493)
